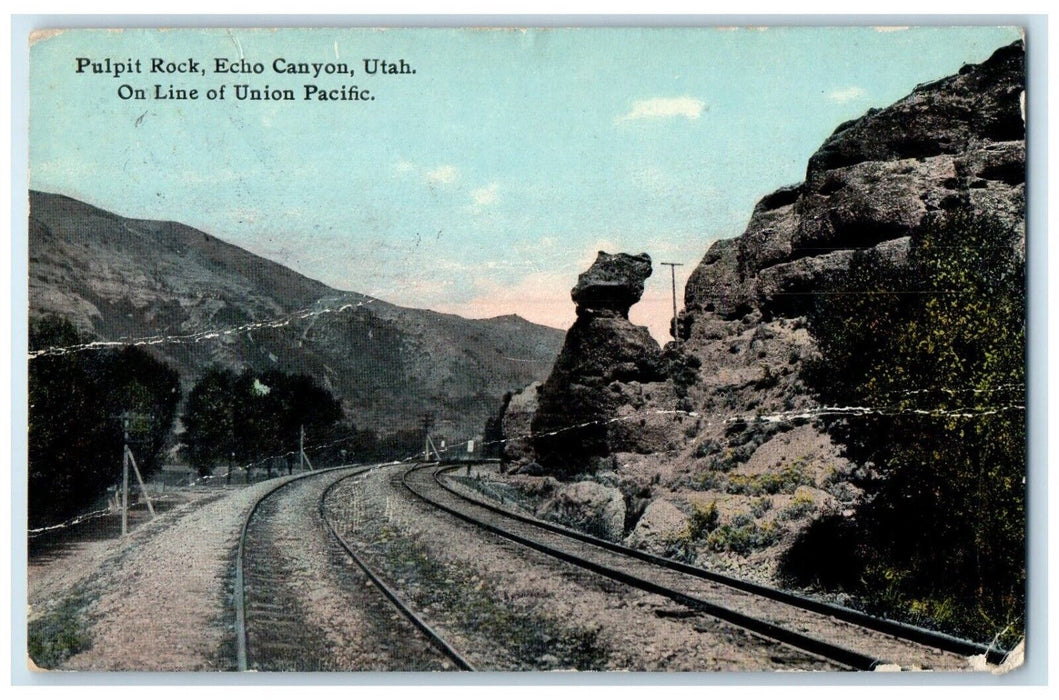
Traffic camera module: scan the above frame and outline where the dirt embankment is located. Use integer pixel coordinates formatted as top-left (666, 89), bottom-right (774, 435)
top-left (28, 480), bottom-right (297, 671)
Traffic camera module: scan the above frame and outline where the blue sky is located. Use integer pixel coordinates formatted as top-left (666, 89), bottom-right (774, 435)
top-left (30, 26), bottom-right (1022, 341)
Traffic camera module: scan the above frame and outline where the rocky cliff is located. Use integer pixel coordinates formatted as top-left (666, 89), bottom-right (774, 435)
top-left (494, 41), bottom-right (1025, 572)
top-left (683, 40), bottom-right (1024, 328)
top-left (674, 40), bottom-right (1025, 480)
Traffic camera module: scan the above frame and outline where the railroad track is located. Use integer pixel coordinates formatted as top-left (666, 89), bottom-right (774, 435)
top-left (234, 464), bottom-right (473, 671)
top-left (403, 462), bottom-right (1006, 672)
top-left (318, 475), bottom-right (475, 671)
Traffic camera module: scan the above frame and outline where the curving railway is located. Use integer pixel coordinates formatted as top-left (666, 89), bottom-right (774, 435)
top-left (234, 465), bottom-right (470, 671)
top-left (230, 461), bottom-right (1007, 672)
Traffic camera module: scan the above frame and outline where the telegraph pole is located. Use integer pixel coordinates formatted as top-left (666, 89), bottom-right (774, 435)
top-left (120, 413), bottom-right (155, 536)
top-left (660, 262), bottom-right (684, 339)
top-left (422, 413), bottom-right (435, 461)
top-left (121, 415), bottom-right (130, 536)
top-left (125, 444), bottom-right (155, 518)
top-left (299, 424), bottom-right (314, 471)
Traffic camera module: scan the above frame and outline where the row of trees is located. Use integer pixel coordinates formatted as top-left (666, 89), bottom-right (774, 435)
top-left (28, 315), bottom-right (426, 528)
top-left (183, 368), bottom-right (430, 476)
top-left (784, 212), bottom-right (1025, 643)
top-left (183, 367), bottom-right (344, 476)
top-left (29, 316), bottom-right (180, 528)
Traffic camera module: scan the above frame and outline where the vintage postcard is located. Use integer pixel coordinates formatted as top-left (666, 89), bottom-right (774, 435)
top-left (24, 25), bottom-right (1027, 674)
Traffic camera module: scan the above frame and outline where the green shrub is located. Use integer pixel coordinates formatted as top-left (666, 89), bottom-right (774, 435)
top-left (693, 440), bottom-right (719, 459)
top-left (692, 472), bottom-right (726, 491)
top-left (725, 466), bottom-right (813, 496)
top-left (750, 497), bottom-right (773, 517)
top-left (688, 500), bottom-right (719, 540)
top-left (777, 492), bottom-right (816, 522)
top-left (800, 212), bottom-right (1026, 641)
top-left (706, 518), bottom-right (782, 556)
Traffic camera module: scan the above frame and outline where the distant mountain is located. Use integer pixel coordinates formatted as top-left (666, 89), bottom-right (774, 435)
top-left (28, 190), bottom-right (565, 439)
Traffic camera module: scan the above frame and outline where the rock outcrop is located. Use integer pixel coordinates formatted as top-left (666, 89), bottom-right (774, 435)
top-left (684, 41), bottom-right (1025, 326)
top-left (670, 40), bottom-right (1025, 501)
top-left (537, 481), bottom-right (627, 541)
top-left (497, 382), bottom-right (540, 464)
top-left (530, 252), bottom-right (674, 476)
top-left (489, 42), bottom-right (1025, 566)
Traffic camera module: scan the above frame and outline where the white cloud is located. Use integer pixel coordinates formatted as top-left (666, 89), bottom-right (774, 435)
top-left (827, 86), bottom-right (867, 104)
top-left (471, 182), bottom-right (499, 206)
top-left (426, 164), bottom-right (459, 185)
top-left (616, 96), bottom-right (707, 123)
top-left (393, 159), bottom-right (460, 187)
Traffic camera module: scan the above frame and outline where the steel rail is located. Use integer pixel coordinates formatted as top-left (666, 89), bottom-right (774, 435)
top-left (234, 464), bottom-right (370, 671)
top-left (319, 473), bottom-right (476, 671)
top-left (431, 463), bottom-right (1008, 665)
top-left (401, 463), bottom-right (878, 671)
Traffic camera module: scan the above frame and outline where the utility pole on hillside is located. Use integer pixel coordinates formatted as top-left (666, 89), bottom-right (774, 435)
top-left (661, 262), bottom-right (684, 339)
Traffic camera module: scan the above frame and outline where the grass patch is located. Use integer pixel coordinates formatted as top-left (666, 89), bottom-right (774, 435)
top-left (778, 514), bottom-right (1023, 648)
top-left (28, 592), bottom-right (92, 669)
top-left (856, 564), bottom-right (1024, 650)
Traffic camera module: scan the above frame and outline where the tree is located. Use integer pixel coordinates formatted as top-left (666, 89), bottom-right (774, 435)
top-left (28, 315), bottom-right (180, 527)
top-left (268, 371), bottom-right (344, 462)
top-left (183, 367), bottom-right (237, 476)
top-left (792, 212), bottom-right (1025, 642)
top-left (102, 346), bottom-right (181, 474)
top-left (184, 368), bottom-right (345, 474)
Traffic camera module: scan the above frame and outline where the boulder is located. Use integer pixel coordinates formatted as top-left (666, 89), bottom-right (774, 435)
top-left (571, 251), bottom-right (652, 318)
top-left (624, 499), bottom-right (690, 556)
top-left (510, 460), bottom-right (547, 476)
top-left (536, 480), bottom-right (626, 541)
